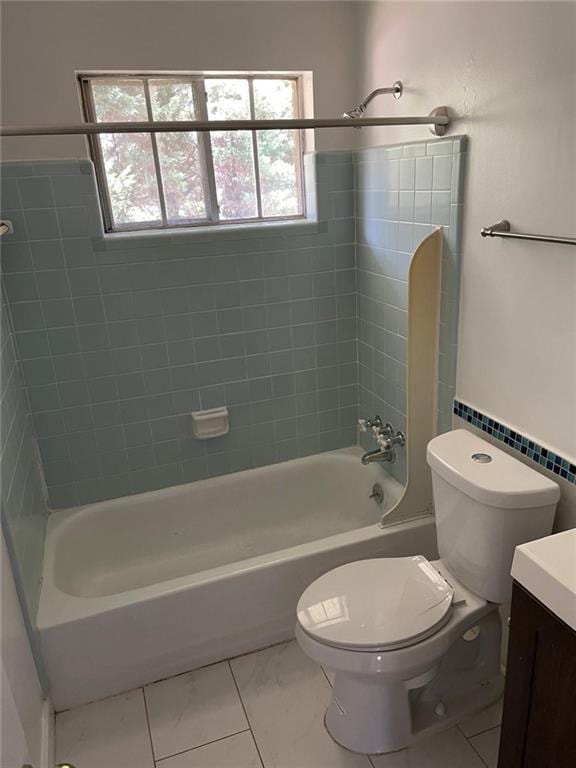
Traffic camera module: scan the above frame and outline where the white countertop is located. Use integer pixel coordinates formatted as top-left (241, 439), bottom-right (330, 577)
top-left (511, 529), bottom-right (576, 631)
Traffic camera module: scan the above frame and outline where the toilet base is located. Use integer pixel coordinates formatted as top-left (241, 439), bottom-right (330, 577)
top-left (325, 674), bottom-right (415, 754)
top-left (323, 610), bottom-right (504, 754)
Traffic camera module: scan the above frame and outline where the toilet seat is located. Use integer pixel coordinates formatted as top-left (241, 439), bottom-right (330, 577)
top-left (297, 556), bottom-right (454, 652)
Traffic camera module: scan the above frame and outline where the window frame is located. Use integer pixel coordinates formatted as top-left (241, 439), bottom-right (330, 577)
top-left (78, 72), bottom-right (306, 234)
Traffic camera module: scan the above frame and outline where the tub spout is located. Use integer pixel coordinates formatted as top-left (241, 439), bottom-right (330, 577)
top-left (361, 447), bottom-right (395, 464)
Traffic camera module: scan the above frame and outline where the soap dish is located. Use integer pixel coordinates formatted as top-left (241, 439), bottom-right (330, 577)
top-left (191, 407), bottom-right (229, 439)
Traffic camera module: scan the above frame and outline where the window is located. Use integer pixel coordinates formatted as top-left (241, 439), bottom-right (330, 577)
top-left (79, 73), bottom-right (305, 233)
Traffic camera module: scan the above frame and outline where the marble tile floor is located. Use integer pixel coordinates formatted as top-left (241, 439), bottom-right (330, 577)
top-left (55, 640), bottom-right (502, 768)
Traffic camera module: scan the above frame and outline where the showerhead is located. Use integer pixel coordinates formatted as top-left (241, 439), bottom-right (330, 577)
top-left (343, 82), bottom-right (403, 120)
top-left (343, 104), bottom-right (367, 119)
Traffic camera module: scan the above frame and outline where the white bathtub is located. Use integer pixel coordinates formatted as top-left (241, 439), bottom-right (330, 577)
top-left (37, 447), bottom-right (437, 709)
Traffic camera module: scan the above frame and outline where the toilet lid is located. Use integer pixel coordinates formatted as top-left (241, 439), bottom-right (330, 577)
top-left (297, 556), bottom-right (454, 651)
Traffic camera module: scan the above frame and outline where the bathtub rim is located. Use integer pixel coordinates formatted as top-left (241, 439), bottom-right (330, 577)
top-left (38, 447), bottom-right (404, 621)
top-left (39, 513), bottom-right (437, 710)
top-left (37, 446), bottom-right (428, 631)
top-left (37, 512), bottom-right (432, 630)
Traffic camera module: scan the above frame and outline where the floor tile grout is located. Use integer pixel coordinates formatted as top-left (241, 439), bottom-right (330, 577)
top-left (141, 687), bottom-right (157, 766)
top-left (460, 722), bottom-right (502, 739)
top-left (57, 641), bottom-right (502, 768)
top-left (467, 738), bottom-right (490, 768)
top-left (247, 730), bottom-right (266, 768)
top-left (153, 729), bottom-right (252, 765)
top-left (320, 665), bottom-right (333, 688)
top-left (228, 659), bottom-right (267, 768)
top-left (464, 725), bottom-right (500, 768)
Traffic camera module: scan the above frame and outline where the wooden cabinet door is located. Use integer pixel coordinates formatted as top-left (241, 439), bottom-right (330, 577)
top-left (498, 583), bottom-right (576, 768)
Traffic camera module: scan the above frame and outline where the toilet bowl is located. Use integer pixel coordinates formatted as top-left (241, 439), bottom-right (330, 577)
top-left (296, 556), bottom-right (503, 754)
top-left (296, 429), bottom-right (560, 754)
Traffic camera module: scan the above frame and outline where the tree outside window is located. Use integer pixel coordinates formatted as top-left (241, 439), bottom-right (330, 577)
top-left (80, 74), bottom-right (305, 233)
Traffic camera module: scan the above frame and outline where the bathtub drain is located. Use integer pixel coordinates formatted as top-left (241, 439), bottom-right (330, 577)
top-left (369, 483), bottom-right (384, 504)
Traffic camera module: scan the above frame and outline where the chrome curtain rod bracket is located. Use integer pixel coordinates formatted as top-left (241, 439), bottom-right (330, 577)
top-left (0, 220), bottom-right (13, 236)
top-left (481, 219), bottom-right (576, 247)
top-left (0, 107), bottom-right (451, 137)
top-left (428, 107), bottom-right (449, 137)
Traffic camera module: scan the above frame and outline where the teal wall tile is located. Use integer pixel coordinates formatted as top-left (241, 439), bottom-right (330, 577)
top-left (17, 177), bottom-right (54, 209)
top-left (2, 141), bottom-right (465, 510)
top-left (30, 240), bottom-right (65, 270)
top-left (0, 294), bottom-right (48, 645)
top-left (36, 270), bottom-right (70, 299)
top-left (4, 272), bottom-right (38, 301)
top-left (11, 301), bottom-right (44, 331)
top-left (355, 137), bottom-right (466, 481)
top-left (2, 154), bottom-right (361, 507)
top-left (1, 241), bottom-right (33, 273)
top-left (1, 178), bottom-right (22, 209)
top-left (25, 209), bottom-right (60, 239)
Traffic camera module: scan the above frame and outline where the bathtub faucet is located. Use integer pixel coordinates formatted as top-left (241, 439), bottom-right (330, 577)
top-left (360, 421), bottom-right (406, 465)
top-left (362, 445), bottom-right (396, 464)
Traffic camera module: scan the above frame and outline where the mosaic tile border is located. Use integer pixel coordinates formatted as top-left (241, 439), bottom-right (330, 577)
top-left (454, 399), bottom-right (576, 485)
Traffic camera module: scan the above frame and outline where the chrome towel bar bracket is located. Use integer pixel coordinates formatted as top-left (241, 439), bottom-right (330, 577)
top-left (481, 219), bottom-right (576, 246)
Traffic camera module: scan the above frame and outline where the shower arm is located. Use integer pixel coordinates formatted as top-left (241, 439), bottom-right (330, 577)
top-left (343, 82), bottom-right (403, 118)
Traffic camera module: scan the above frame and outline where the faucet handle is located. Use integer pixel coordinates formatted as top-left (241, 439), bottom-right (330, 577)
top-left (358, 415), bottom-right (382, 433)
top-left (390, 430), bottom-right (406, 447)
top-left (379, 422), bottom-right (395, 438)
top-left (386, 429), bottom-right (406, 447)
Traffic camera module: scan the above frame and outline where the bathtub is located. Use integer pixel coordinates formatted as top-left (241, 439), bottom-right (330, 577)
top-left (37, 447), bottom-right (437, 710)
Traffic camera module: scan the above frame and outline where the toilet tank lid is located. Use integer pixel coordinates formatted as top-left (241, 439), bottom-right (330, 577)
top-left (427, 430), bottom-right (560, 509)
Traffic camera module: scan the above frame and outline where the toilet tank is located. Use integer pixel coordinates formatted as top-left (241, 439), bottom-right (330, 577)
top-left (427, 429), bottom-right (560, 603)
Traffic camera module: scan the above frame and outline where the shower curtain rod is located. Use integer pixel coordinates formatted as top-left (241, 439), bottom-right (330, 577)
top-left (0, 108), bottom-right (450, 137)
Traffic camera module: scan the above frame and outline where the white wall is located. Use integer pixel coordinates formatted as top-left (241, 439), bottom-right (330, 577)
top-left (356, 1), bottom-right (576, 469)
top-left (0, 0), bottom-right (358, 160)
top-left (1, 535), bottom-right (46, 768)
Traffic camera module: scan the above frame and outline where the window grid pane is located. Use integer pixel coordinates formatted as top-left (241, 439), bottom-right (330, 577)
top-left (254, 79), bottom-right (303, 219)
top-left (148, 79), bottom-right (207, 224)
top-left (205, 78), bottom-right (258, 221)
top-left (248, 79), bottom-right (263, 219)
top-left (192, 80), bottom-right (220, 224)
top-left (91, 78), bottom-right (148, 122)
top-left (98, 133), bottom-right (163, 228)
top-left (142, 79), bottom-right (169, 227)
top-left (82, 74), bottom-right (305, 233)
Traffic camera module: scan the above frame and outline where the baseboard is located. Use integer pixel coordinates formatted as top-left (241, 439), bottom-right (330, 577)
top-left (41, 698), bottom-right (54, 768)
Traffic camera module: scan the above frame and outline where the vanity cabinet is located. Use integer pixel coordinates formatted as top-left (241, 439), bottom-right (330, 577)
top-left (498, 582), bottom-right (576, 768)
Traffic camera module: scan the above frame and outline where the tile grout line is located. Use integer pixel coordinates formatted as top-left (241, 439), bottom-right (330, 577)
top-left (464, 726), bottom-right (499, 768)
top-left (140, 686), bottom-right (158, 766)
top-left (467, 739), bottom-right (491, 768)
top-left (320, 665), bottom-right (333, 688)
top-left (247, 730), bottom-right (267, 768)
top-left (228, 659), bottom-right (267, 768)
top-left (458, 721), bottom-right (502, 740)
top-left (153, 729), bottom-right (252, 765)
top-left (56, 639), bottom-right (496, 768)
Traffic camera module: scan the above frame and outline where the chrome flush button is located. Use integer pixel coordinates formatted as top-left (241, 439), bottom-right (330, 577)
top-left (471, 452), bottom-right (492, 463)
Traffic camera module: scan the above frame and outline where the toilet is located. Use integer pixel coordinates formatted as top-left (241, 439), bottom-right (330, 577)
top-left (295, 429), bottom-right (560, 754)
